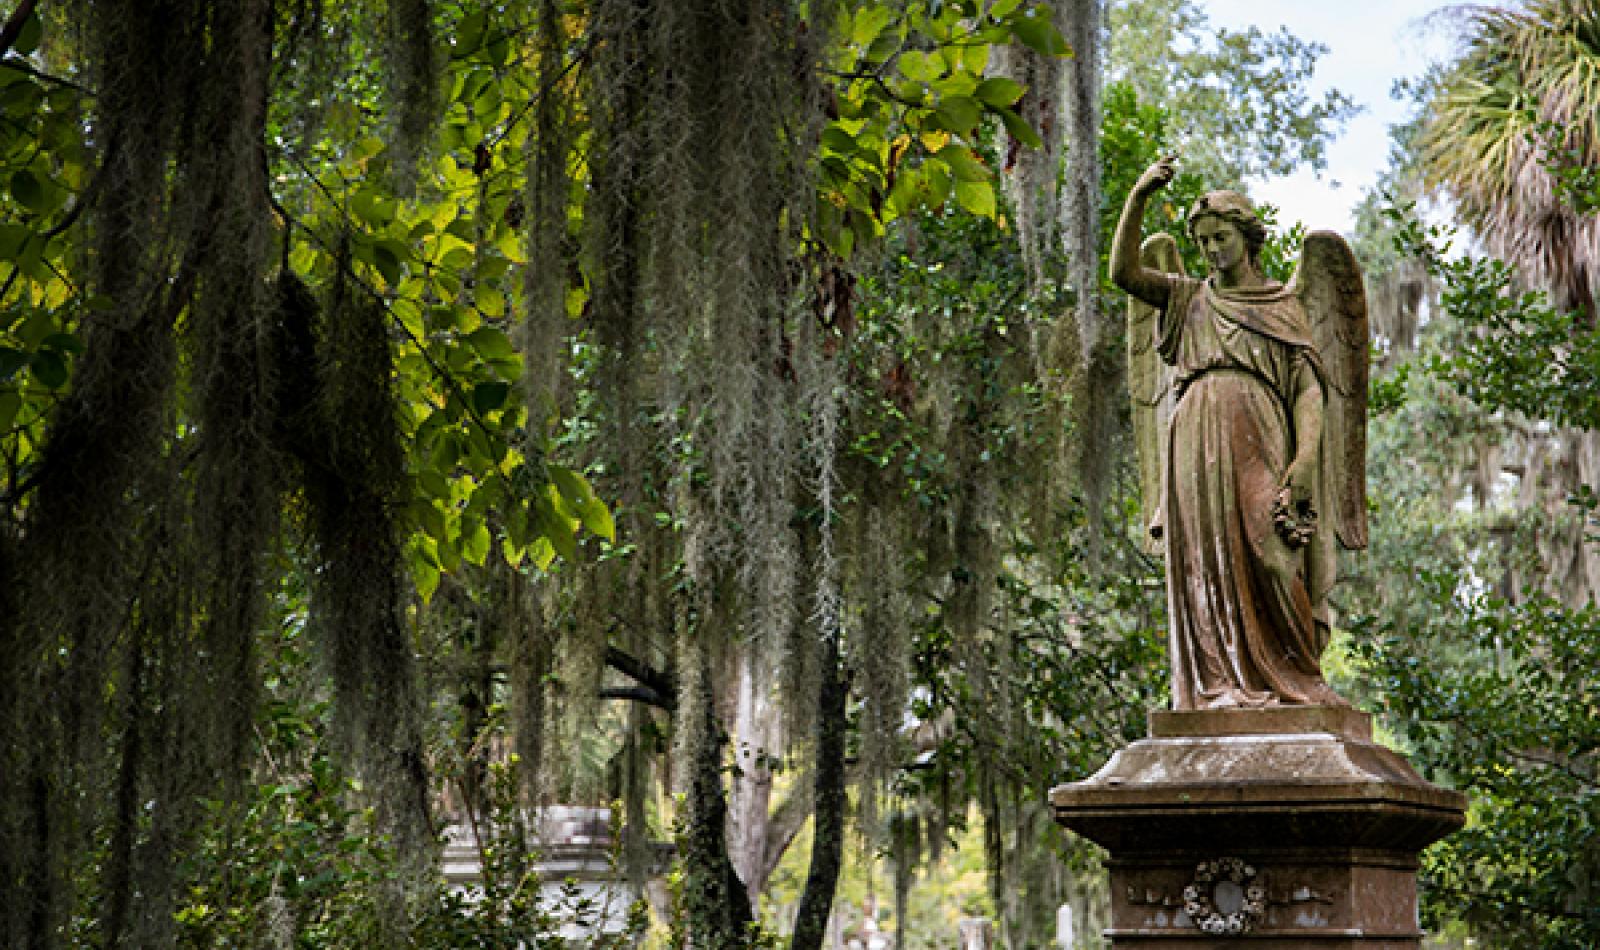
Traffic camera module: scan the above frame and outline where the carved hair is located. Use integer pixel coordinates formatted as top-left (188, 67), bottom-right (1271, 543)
top-left (1187, 190), bottom-right (1268, 263)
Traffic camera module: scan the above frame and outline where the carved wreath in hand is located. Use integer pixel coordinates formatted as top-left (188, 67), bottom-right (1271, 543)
top-left (1182, 857), bottom-right (1267, 935)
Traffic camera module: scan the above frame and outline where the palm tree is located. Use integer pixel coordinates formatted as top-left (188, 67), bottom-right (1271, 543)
top-left (1419, 0), bottom-right (1600, 324)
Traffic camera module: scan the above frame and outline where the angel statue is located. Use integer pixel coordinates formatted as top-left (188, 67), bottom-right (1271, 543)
top-left (1110, 155), bottom-right (1369, 711)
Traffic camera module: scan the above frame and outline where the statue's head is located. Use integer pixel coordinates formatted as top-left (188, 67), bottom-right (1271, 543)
top-left (1186, 191), bottom-right (1267, 270)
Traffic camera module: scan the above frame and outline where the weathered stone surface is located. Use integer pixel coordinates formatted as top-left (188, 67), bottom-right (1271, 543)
top-left (1051, 708), bottom-right (1466, 947)
top-left (1112, 158), bottom-right (1372, 712)
top-left (1150, 706), bottom-right (1372, 741)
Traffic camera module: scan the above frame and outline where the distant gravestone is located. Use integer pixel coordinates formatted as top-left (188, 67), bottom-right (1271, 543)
top-left (1055, 903), bottom-right (1074, 948)
top-left (441, 805), bottom-right (671, 943)
top-left (957, 917), bottom-right (993, 950)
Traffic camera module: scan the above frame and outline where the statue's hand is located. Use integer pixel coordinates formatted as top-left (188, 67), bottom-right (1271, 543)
top-left (1281, 457), bottom-right (1316, 509)
top-left (1133, 154), bottom-right (1178, 197)
top-left (1273, 459), bottom-right (1319, 548)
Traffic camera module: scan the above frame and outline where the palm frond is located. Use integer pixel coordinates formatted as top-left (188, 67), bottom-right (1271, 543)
top-left (1419, 0), bottom-right (1600, 317)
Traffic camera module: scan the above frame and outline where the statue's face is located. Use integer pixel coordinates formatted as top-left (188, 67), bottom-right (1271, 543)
top-left (1192, 216), bottom-right (1247, 275)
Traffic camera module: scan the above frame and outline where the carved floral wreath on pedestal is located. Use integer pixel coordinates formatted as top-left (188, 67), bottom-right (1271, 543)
top-left (1182, 857), bottom-right (1267, 934)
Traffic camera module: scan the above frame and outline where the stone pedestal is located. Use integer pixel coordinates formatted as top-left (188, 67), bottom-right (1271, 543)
top-left (1050, 708), bottom-right (1466, 948)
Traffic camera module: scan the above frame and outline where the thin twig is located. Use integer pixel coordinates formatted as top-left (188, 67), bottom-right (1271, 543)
top-left (0, 57), bottom-right (90, 94)
top-left (483, 31), bottom-right (598, 152)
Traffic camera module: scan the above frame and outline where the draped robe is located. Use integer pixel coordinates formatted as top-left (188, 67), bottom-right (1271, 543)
top-left (1153, 275), bottom-right (1346, 709)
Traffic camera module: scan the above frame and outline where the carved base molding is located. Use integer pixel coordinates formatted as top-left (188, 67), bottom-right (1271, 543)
top-left (1050, 708), bottom-right (1466, 948)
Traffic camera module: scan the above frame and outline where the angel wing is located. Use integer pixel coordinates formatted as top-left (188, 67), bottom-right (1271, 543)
top-left (1290, 230), bottom-right (1370, 550)
top-left (1128, 233), bottom-right (1184, 555)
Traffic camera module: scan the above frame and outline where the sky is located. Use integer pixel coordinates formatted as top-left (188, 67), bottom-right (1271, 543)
top-left (1192, 0), bottom-right (1463, 234)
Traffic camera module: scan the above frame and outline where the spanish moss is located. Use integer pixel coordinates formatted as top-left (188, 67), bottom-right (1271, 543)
top-left (384, 0), bottom-right (438, 193)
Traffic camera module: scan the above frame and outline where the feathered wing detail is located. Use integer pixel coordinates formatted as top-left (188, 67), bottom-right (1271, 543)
top-left (1291, 230), bottom-right (1370, 550)
top-left (1128, 233), bottom-right (1184, 554)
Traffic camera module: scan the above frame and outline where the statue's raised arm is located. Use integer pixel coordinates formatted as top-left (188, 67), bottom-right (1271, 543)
top-left (1110, 155), bottom-right (1180, 310)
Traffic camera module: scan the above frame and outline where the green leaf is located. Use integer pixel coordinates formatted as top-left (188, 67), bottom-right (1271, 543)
top-left (924, 159), bottom-right (953, 207)
top-left (535, 494), bottom-right (578, 561)
top-left (416, 498), bottom-right (448, 542)
top-left (866, 32), bottom-right (900, 64)
top-left (527, 536), bottom-right (556, 571)
top-left (18, 311), bottom-right (53, 346)
top-left (0, 346), bottom-right (27, 381)
top-left (506, 498), bottom-right (531, 549)
top-left (548, 464), bottom-right (591, 506)
top-left (888, 166), bottom-right (921, 218)
top-left (0, 224), bottom-right (31, 260)
top-left (1011, 10), bottom-right (1070, 56)
top-left (437, 532), bottom-right (462, 572)
top-left (484, 33), bottom-right (511, 68)
top-left (0, 390), bottom-right (20, 432)
top-left (936, 145), bottom-right (989, 182)
top-left (465, 326), bottom-right (514, 361)
top-left (829, 219), bottom-right (855, 258)
top-left (41, 332), bottom-right (83, 354)
top-left (456, 11), bottom-right (488, 56)
top-left (392, 298), bottom-right (425, 338)
top-left (417, 469), bottom-right (450, 498)
top-left (0, 78), bottom-right (41, 118)
top-left (583, 498), bottom-right (615, 542)
top-left (351, 188), bottom-right (397, 227)
top-left (932, 96), bottom-right (982, 135)
top-left (817, 201), bottom-right (850, 258)
top-left (961, 41), bottom-right (990, 75)
top-left (955, 179), bottom-right (996, 218)
top-left (898, 50), bottom-right (942, 83)
top-left (372, 244), bottom-right (402, 285)
top-left (975, 77), bottom-right (1025, 107)
top-left (998, 106), bottom-right (1044, 149)
top-left (432, 431), bottom-right (461, 470)
top-left (852, 6), bottom-right (893, 46)
top-left (407, 540), bottom-right (442, 602)
top-left (14, 12), bottom-right (41, 57)
top-left (465, 422), bottom-right (506, 466)
top-left (30, 349), bottom-right (66, 388)
top-left (822, 126), bottom-right (858, 156)
top-left (892, 80), bottom-right (927, 106)
top-left (10, 169), bottom-right (45, 213)
top-left (352, 135), bottom-right (387, 161)
top-left (550, 464), bottom-right (615, 541)
top-left (472, 380), bottom-right (510, 416)
top-left (461, 517), bottom-right (490, 566)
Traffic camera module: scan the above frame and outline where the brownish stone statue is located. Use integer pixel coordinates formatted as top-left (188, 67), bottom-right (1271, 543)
top-left (1111, 156), bottom-right (1369, 711)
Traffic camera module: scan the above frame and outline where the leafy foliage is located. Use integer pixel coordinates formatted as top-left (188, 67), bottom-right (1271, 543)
top-left (1344, 196), bottom-right (1600, 947)
top-left (1352, 586), bottom-right (1600, 947)
top-left (1386, 206), bottom-right (1600, 430)
top-left (1105, 0), bottom-right (1358, 186)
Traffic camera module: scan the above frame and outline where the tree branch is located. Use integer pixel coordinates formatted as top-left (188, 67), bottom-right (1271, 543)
top-left (597, 686), bottom-right (672, 711)
top-left (605, 644), bottom-right (676, 709)
top-left (757, 781), bottom-right (814, 894)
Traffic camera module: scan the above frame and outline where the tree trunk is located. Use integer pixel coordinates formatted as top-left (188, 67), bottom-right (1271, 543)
top-left (681, 654), bottom-right (754, 948)
top-left (1057, 0), bottom-right (1114, 555)
top-left (727, 644), bottom-right (784, 910)
top-left (789, 630), bottom-right (847, 950)
top-left (1059, 0), bottom-right (1102, 362)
